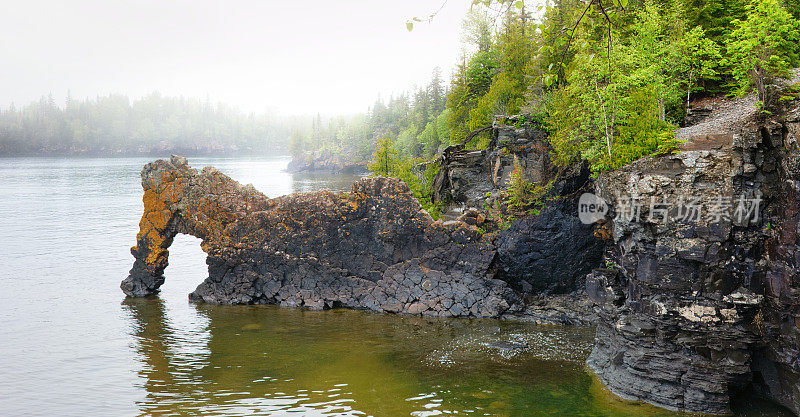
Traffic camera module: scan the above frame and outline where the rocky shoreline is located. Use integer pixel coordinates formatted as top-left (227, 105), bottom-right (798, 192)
top-left (123, 94), bottom-right (800, 415)
top-left (123, 156), bottom-right (515, 317)
top-left (584, 96), bottom-right (800, 415)
top-left (286, 149), bottom-right (368, 174)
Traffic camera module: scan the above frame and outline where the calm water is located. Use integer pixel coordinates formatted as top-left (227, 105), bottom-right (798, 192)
top-left (0, 156), bottom-right (789, 416)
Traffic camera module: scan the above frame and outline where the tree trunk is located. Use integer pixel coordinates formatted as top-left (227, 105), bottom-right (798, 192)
top-left (686, 67), bottom-right (693, 110)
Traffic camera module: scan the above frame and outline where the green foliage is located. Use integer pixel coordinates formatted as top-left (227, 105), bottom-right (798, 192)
top-left (447, 51), bottom-right (499, 144)
top-left (418, 110), bottom-right (452, 157)
top-left (418, 122), bottom-right (438, 156)
top-left (464, 53), bottom-right (500, 95)
top-left (483, 198), bottom-right (516, 230)
top-left (352, 0), bottom-right (799, 181)
top-left (680, 0), bottom-right (747, 92)
top-left (547, 0), bottom-right (688, 172)
top-left (473, 13), bottom-right (533, 126)
top-left (367, 138), bottom-right (398, 176)
top-left (437, 0), bottom-right (797, 175)
top-left (681, 26), bottom-right (723, 107)
top-left (395, 122), bottom-right (420, 156)
top-left (367, 137), bottom-right (441, 218)
top-left (789, 0), bottom-right (800, 19)
top-left (726, 0), bottom-right (800, 105)
top-left (461, 8), bottom-right (494, 53)
top-left (447, 6), bottom-right (539, 149)
top-left (778, 82), bottom-right (800, 102)
top-left (479, 157), bottom-right (553, 229)
top-left (504, 157), bottom-right (551, 214)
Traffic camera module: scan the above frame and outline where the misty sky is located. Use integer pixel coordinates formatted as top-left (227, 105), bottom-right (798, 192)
top-left (1, 0), bottom-right (473, 115)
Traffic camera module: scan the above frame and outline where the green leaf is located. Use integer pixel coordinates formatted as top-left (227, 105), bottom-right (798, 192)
top-left (515, 1), bottom-right (524, 10)
top-left (406, 22), bottom-right (414, 32)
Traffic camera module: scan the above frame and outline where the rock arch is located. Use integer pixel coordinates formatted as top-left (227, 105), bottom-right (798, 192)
top-left (121, 156), bottom-right (519, 317)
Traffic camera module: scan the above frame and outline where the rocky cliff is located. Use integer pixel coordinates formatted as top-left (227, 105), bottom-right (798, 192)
top-left (432, 116), bottom-right (554, 217)
top-left (123, 117), bottom-right (605, 325)
top-left (586, 96), bottom-right (800, 415)
top-left (121, 97), bottom-right (800, 414)
top-left (432, 116), bottom-right (605, 315)
top-left (122, 155), bottom-right (519, 317)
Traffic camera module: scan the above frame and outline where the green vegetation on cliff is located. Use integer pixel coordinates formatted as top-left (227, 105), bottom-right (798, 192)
top-left (286, 0), bottom-right (800, 216)
top-left (299, 0), bottom-right (799, 177)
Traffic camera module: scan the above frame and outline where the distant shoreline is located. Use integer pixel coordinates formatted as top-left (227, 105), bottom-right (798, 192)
top-left (0, 149), bottom-right (289, 158)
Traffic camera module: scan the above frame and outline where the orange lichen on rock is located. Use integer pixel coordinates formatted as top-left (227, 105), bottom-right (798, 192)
top-left (121, 156), bottom-right (520, 319)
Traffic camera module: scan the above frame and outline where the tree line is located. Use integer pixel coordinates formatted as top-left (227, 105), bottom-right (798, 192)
top-left (0, 92), bottom-right (300, 155)
top-left (289, 67), bottom-right (449, 160)
top-left (298, 0), bottom-right (799, 171)
top-left (299, 0), bottom-right (800, 217)
top-left (450, 0), bottom-right (799, 172)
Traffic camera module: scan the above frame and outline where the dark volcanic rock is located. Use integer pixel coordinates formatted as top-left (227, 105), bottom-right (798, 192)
top-left (432, 116), bottom-right (553, 217)
top-left (587, 97), bottom-right (800, 415)
top-left (121, 155), bottom-right (520, 318)
top-left (432, 116), bottom-right (605, 297)
top-left (495, 196), bottom-right (604, 295)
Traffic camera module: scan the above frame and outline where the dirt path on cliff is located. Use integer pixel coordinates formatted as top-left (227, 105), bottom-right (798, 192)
top-left (676, 69), bottom-right (800, 141)
top-left (675, 94), bottom-right (757, 140)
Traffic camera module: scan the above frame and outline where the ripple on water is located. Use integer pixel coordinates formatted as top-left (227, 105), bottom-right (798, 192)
top-left (0, 157), bottom-right (793, 417)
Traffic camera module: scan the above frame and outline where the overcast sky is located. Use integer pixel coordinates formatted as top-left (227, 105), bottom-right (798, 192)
top-left (1, 0), bottom-right (473, 115)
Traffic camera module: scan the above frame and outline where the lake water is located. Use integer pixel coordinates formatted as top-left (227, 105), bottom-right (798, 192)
top-left (0, 156), bottom-right (789, 416)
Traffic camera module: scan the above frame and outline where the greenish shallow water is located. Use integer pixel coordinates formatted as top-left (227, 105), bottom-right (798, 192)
top-left (122, 298), bottom-right (787, 417)
top-left (0, 156), bottom-right (790, 416)
top-left (123, 299), bottom-right (609, 416)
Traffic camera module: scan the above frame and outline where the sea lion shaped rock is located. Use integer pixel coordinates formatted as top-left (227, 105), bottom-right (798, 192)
top-left (121, 155), bottom-right (520, 318)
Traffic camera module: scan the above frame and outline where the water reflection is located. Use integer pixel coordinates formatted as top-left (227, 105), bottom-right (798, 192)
top-left (115, 157), bottom-right (791, 417)
top-left (291, 172), bottom-right (366, 194)
top-left (126, 298), bottom-right (737, 417)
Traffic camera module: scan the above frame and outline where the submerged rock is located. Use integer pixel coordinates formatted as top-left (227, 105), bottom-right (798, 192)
top-left (121, 155), bottom-right (519, 318)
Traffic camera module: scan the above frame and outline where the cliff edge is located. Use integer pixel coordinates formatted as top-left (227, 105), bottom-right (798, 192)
top-left (586, 94), bottom-right (800, 415)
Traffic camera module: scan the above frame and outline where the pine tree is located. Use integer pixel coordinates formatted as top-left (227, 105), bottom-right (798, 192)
top-left (367, 138), bottom-right (398, 176)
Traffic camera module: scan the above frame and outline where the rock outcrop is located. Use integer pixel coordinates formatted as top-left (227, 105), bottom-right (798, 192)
top-left (432, 116), bottom-right (605, 300)
top-left (432, 116), bottom-right (553, 217)
top-left (287, 149), bottom-right (368, 174)
top-left (494, 166), bottom-right (605, 296)
top-left (586, 97), bottom-right (800, 415)
top-left (123, 114), bottom-right (607, 325)
top-left (122, 155), bottom-right (519, 318)
top-left (121, 94), bottom-right (800, 414)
